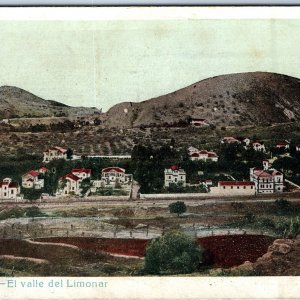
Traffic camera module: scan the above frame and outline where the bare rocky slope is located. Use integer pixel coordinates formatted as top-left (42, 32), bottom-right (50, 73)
top-left (103, 72), bottom-right (300, 128)
top-left (0, 86), bottom-right (100, 119)
top-left (227, 238), bottom-right (300, 276)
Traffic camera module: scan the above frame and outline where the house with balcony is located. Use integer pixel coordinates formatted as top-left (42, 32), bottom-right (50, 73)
top-left (250, 161), bottom-right (284, 194)
top-left (164, 166), bottom-right (186, 187)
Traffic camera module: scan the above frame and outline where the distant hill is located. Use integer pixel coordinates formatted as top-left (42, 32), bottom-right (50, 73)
top-left (103, 72), bottom-right (300, 128)
top-left (0, 86), bottom-right (101, 119)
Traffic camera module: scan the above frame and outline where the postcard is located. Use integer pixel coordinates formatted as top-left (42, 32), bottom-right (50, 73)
top-left (0, 6), bottom-right (299, 300)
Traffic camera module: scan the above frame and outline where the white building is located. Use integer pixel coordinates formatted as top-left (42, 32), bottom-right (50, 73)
top-left (210, 181), bottom-right (255, 196)
top-left (43, 146), bottom-right (67, 163)
top-left (58, 173), bottom-right (81, 196)
top-left (0, 178), bottom-right (21, 200)
top-left (100, 167), bottom-right (131, 185)
top-left (250, 161), bottom-right (284, 194)
top-left (22, 170), bottom-right (44, 189)
top-left (296, 144), bottom-right (300, 152)
top-left (164, 166), bottom-right (186, 187)
top-left (276, 141), bottom-right (290, 150)
top-left (252, 141), bottom-right (266, 152)
top-left (71, 168), bottom-right (92, 180)
top-left (189, 149), bottom-right (218, 162)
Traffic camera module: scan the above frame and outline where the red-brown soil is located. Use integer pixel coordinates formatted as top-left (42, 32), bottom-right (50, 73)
top-left (198, 235), bottom-right (275, 268)
top-left (36, 235), bottom-right (275, 268)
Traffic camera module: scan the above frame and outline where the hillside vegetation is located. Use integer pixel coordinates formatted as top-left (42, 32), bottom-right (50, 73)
top-left (0, 86), bottom-right (101, 118)
top-left (103, 72), bottom-right (300, 128)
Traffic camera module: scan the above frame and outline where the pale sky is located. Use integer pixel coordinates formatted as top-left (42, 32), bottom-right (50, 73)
top-left (0, 19), bottom-right (299, 111)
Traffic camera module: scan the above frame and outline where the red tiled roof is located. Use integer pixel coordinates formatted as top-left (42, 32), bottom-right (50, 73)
top-left (61, 173), bottom-right (81, 181)
top-left (199, 150), bottom-right (208, 155)
top-left (44, 146), bottom-right (67, 153)
top-left (219, 181), bottom-right (255, 186)
top-left (271, 170), bottom-right (282, 176)
top-left (26, 170), bottom-right (39, 177)
top-left (208, 152), bottom-right (218, 157)
top-left (191, 153), bottom-right (199, 157)
top-left (8, 182), bottom-right (19, 188)
top-left (170, 165), bottom-right (179, 171)
top-left (39, 167), bottom-right (49, 172)
top-left (253, 170), bottom-right (272, 177)
top-left (102, 167), bottom-right (125, 173)
top-left (0, 181), bottom-right (19, 188)
top-left (72, 168), bottom-right (92, 174)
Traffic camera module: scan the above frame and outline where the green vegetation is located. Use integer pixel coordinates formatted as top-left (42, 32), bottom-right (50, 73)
top-left (21, 189), bottom-right (42, 201)
top-left (143, 231), bottom-right (203, 275)
top-left (80, 178), bottom-right (92, 196)
top-left (94, 187), bottom-right (128, 196)
top-left (0, 206), bottom-right (46, 220)
top-left (169, 201), bottom-right (187, 217)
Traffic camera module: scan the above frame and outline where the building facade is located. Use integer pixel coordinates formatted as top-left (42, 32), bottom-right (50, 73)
top-left (210, 181), bottom-right (255, 196)
top-left (100, 167), bottom-right (131, 185)
top-left (22, 170), bottom-right (44, 189)
top-left (58, 173), bottom-right (81, 196)
top-left (0, 178), bottom-right (21, 200)
top-left (250, 163), bottom-right (284, 194)
top-left (43, 146), bottom-right (67, 163)
top-left (71, 168), bottom-right (92, 180)
top-left (164, 166), bottom-right (186, 187)
top-left (190, 149), bottom-right (219, 162)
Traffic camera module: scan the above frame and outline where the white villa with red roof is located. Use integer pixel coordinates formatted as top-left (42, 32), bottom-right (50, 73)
top-left (22, 170), bottom-right (45, 189)
top-left (189, 149), bottom-right (219, 162)
top-left (58, 168), bottom-right (92, 196)
top-left (276, 141), bottom-right (290, 150)
top-left (250, 161), bottom-right (284, 194)
top-left (100, 167), bottom-right (131, 184)
top-left (164, 166), bottom-right (186, 187)
top-left (296, 144), bottom-right (300, 152)
top-left (252, 141), bottom-right (266, 152)
top-left (58, 173), bottom-right (81, 196)
top-left (43, 146), bottom-right (67, 163)
top-left (0, 178), bottom-right (21, 200)
top-left (71, 168), bottom-right (92, 180)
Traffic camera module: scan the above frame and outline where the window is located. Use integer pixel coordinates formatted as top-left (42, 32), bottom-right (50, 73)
top-left (4, 192), bottom-right (6, 196)
top-left (231, 186), bottom-right (233, 189)
top-left (237, 186), bottom-right (240, 189)
top-left (251, 186), bottom-right (253, 189)
top-left (72, 187), bottom-right (75, 190)
top-left (169, 176), bottom-right (171, 179)
top-left (243, 186), bottom-right (246, 189)
top-left (11, 190), bottom-right (14, 194)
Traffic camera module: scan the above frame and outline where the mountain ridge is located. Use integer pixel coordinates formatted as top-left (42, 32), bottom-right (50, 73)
top-left (0, 85), bottom-right (100, 119)
top-left (102, 71), bottom-right (300, 128)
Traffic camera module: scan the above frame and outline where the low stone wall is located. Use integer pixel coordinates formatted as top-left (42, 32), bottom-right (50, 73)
top-left (140, 193), bottom-right (208, 199)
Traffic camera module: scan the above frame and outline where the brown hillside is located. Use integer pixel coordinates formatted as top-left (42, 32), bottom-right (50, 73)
top-left (0, 86), bottom-right (101, 119)
top-left (103, 72), bottom-right (300, 128)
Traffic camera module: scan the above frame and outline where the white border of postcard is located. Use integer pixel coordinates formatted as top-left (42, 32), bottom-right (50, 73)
top-left (0, 6), bottom-right (300, 300)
